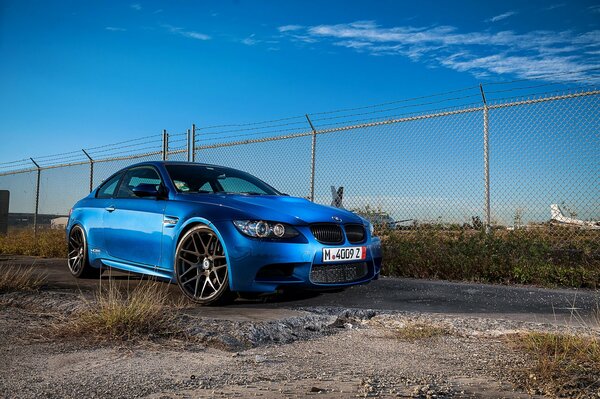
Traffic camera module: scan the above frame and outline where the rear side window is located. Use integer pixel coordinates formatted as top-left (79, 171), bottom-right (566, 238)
top-left (96, 173), bottom-right (122, 199)
top-left (116, 166), bottom-right (162, 199)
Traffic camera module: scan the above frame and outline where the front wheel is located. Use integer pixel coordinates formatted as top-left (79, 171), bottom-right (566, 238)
top-left (67, 225), bottom-right (102, 278)
top-left (175, 225), bottom-right (234, 305)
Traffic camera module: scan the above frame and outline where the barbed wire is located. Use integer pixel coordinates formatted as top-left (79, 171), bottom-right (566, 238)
top-left (195, 69), bottom-right (599, 132)
top-left (86, 138), bottom-right (163, 156)
top-left (311, 100), bottom-right (484, 130)
top-left (487, 84), bottom-right (599, 106)
top-left (30, 149), bottom-right (84, 161)
top-left (198, 119), bottom-right (310, 136)
top-left (196, 125), bottom-right (310, 143)
top-left (485, 78), bottom-right (599, 96)
top-left (84, 133), bottom-right (163, 151)
top-left (0, 158), bottom-right (32, 167)
top-left (168, 132), bottom-right (188, 138)
top-left (197, 114), bottom-right (307, 131)
top-left (310, 93), bottom-right (482, 123)
top-left (36, 154), bottom-right (90, 167)
top-left (0, 77), bottom-right (598, 173)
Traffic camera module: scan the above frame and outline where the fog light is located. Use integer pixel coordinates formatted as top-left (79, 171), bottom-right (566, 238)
top-left (273, 223), bottom-right (285, 237)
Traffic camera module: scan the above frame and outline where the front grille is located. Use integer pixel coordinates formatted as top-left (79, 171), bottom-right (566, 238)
top-left (344, 224), bottom-right (366, 243)
top-left (310, 224), bottom-right (344, 244)
top-left (310, 262), bottom-right (368, 284)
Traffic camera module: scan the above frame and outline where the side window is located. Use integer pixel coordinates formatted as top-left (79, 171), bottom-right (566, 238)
top-left (96, 173), bottom-right (122, 199)
top-left (198, 181), bottom-right (214, 193)
top-left (116, 167), bottom-right (162, 199)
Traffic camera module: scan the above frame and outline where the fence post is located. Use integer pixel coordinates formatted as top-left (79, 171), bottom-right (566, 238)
top-left (480, 84), bottom-right (491, 234)
top-left (30, 158), bottom-right (41, 237)
top-left (191, 124), bottom-right (197, 162)
top-left (186, 129), bottom-right (191, 162)
top-left (82, 149), bottom-right (94, 193)
top-left (162, 129), bottom-right (169, 161)
top-left (305, 114), bottom-right (317, 202)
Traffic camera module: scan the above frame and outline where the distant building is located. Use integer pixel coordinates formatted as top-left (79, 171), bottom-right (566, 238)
top-left (50, 217), bottom-right (69, 229)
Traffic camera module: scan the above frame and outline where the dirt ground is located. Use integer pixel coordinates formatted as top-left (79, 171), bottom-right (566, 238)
top-left (1, 258), bottom-right (599, 398)
top-left (2, 289), bottom-right (598, 399)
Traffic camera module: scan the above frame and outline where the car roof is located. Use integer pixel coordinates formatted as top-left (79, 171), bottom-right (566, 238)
top-left (126, 161), bottom-right (236, 170)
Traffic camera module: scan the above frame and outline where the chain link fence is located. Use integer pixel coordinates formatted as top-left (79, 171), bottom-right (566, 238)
top-left (0, 87), bottom-right (598, 283)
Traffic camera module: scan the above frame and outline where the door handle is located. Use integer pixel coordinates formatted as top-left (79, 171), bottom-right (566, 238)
top-left (105, 206), bottom-right (116, 212)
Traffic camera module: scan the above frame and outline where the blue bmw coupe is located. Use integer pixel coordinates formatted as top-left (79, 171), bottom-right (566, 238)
top-left (67, 161), bottom-right (382, 305)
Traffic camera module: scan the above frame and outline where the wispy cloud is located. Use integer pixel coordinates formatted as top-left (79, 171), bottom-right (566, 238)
top-left (544, 3), bottom-right (565, 11)
top-left (589, 5), bottom-right (600, 13)
top-left (242, 34), bottom-right (259, 46)
top-left (105, 27), bottom-right (126, 32)
top-left (278, 21), bottom-right (600, 82)
top-left (486, 11), bottom-right (518, 23)
top-left (278, 25), bottom-right (303, 33)
top-left (130, 3), bottom-right (141, 11)
top-left (163, 25), bottom-right (211, 41)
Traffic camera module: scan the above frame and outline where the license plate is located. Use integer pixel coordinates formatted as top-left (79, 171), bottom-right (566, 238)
top-left (322, 246), bottom-right (366, 262)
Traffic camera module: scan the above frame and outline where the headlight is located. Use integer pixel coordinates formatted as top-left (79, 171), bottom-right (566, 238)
top-left (233, 220), bottom-right (299, 238)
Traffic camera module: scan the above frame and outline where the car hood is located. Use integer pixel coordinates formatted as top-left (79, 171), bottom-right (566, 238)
top-left (175, 193), bottom-right (364, 225)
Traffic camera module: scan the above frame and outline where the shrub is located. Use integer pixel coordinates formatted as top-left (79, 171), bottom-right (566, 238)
top-left (57, 282), bottom-right (180, 341)
top-left (509, 331), bottom-right (600, 397)
top-left (380, 228), bottom-right (600, 289)
top-left (0, 229), bottom-right (66, 258)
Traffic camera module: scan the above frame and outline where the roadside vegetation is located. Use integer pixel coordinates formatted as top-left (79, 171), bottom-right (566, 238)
top-left (0, 265), bottom-right (46, 293)
top-left (508, 331), bottom-right (600, 397)
top-left (0, 229), bottom-right (65, 258)
top-left (1, 224), bottom-right (599, 289)
top-left (380, 227), bottom-right (600, 289)
top-left (56, 281), bottom-right (181, 341)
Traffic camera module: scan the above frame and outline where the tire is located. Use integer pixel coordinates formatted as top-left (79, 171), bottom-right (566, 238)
top-left (175, 225), bottom-right (234, 305)
top-left (67, 225), bottom-right (102, 278)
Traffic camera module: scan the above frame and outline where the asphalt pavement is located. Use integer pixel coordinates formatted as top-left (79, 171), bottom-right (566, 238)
top-left (1, 255), bottom-right (598, 325)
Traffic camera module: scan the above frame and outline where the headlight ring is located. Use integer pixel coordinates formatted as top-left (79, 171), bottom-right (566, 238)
top-left (233, 220), bottom-right (299, 239)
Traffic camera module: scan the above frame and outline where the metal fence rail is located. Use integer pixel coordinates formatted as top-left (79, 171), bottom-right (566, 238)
top-left (0, 88), bottom-right (598, 245)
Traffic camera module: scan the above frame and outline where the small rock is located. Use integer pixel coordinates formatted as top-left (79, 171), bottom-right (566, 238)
top-left (255, 355), bottom-right (267, 363)
top-left (310, 386), bottom-right (325, 393)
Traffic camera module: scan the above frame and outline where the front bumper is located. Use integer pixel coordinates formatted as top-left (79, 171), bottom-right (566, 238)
top-left (213, 221), bottom-right (383, 293)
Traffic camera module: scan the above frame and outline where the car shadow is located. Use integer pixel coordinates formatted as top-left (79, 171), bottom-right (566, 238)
top-left (233, 288), bottom-right (323, 305)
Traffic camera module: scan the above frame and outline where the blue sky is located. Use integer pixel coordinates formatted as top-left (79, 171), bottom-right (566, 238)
top-left (1, 0), bottom-right (599, 163)
top-left (0, 1), bottom-right (598, 224)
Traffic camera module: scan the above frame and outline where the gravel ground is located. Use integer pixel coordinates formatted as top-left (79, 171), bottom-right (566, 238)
top-left (1, 288), bottom-right (599, 398)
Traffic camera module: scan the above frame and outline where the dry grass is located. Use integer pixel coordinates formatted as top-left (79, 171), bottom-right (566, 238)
top-left (58, 282), bottom-right (181, 341)
top-left (0, 229), bottom-right (66, 258)
top-left (381, 228), bottom-right (600, 289)
top-left (392, 322), bottom-right (451, 341)
top-left (0, 265), bottom-right (47, 293)
top-left (510, 331), bottom-right (600, 397)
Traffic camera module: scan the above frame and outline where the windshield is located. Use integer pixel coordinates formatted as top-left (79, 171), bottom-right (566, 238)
top-left (165, 164), bottom-right (281, 195)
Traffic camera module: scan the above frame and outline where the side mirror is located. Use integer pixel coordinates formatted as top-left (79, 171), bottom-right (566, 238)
top-left (132, 184), bottom-right (161, 198)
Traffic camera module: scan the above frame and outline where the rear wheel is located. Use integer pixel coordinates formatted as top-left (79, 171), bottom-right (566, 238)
top-left (67, 225), bottom-right (102, 278)
top-left (175, 225), bottom-right (234, 305)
